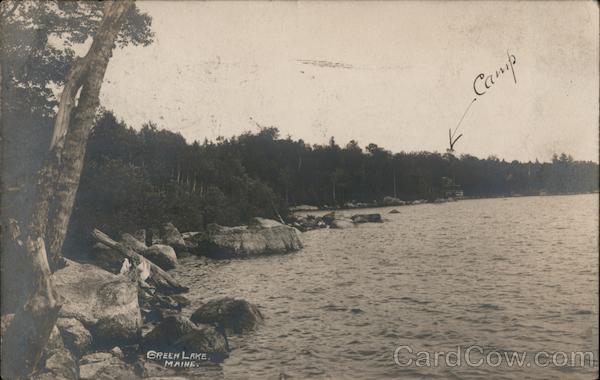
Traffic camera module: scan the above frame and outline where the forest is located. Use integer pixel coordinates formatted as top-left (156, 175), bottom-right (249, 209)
top-left (5, 108), bottom-right (598, 255)
top-left (64, 111), bottom-right (600, 250)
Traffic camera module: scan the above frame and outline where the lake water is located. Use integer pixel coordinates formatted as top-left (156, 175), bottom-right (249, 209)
top-left (173, 194), bottom-right (599, 379)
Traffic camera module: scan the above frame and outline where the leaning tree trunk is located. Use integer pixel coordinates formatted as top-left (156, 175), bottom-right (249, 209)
top-left (46, 0), bottom-right (134, 267)
top-left (1, 2), bottom-right (133, 378)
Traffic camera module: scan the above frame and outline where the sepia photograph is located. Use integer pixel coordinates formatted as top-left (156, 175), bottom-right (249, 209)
top-left (1, 1), bottom-right (598, 379)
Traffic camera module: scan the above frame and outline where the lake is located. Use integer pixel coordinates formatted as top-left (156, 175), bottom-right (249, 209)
top-left (173, 194), bottom-right (599, 379)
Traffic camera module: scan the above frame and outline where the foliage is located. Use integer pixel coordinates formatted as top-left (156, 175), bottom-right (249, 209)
top-left (1, 0), bottom-right (153, 239)
top-left (61, 110), bottom-right (599, 253)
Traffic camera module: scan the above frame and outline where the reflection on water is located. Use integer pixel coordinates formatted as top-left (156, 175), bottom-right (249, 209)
top-left (173, 194), bottom-right (599, 379)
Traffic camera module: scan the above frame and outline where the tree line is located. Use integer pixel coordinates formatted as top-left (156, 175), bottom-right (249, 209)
top-left (48, 110), bottom-right (595, 250)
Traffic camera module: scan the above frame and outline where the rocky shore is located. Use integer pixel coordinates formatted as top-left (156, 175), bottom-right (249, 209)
top-left (1, 214), bottom-right (387, 379)
top-left (0, 218), bottom-right (302, 379)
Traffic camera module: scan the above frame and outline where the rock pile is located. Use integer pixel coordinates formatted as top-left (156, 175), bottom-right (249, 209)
top-left (289, 212), bottom-right (384, 231)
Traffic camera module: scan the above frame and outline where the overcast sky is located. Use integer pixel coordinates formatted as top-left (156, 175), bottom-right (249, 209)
top-left (100, 1), bottom-right (599, 162)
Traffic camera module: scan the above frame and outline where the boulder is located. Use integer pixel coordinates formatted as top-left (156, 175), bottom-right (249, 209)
top-left (351, 213), bottom-right (382, 223)
top-left (289, 204), bottom-right (319, 212)
top-left (162, 222), bottom-right (186, 252)
top-left (330, 218), bottom-right (354, 229)
top-left (56, 318), bottom-right (92, 357)
top-left (383, 196), bottom-right (407, 206)
top-left (319, 212), bottom-right (355, 229)
top-left (201, 218), bottom-right (302, 258)
top-left (41, 324), bottom-right (64, 354)
top-left (171, 325), bottom-right (229, 362)
top-left (37, 347), bottom-right (78, 380)
top-left (321, 212), bottom-right (336, 225)
top-left (141, 245), bottom-right (178, 270)
top-left (142, 315), bottom-right (197, 350)
top-left (181, 232), bottom-right (206, 255)
top-left (52, 260), bottom-right (142, 347)
top-left (143, 315), bottom-right (229, 362)
top-left (110, 346), bottom-right (124, 360)
top-left (139, 291), bottom-right (190, 323)
top-left (290, 215), bottom-right (325, 232)
top-left (120, 233), bottom-right (147, 253)
top-left (389, 209), bottom-right (400, 214)
top-left (79, 351), bottom-right (137, 380)
top-left (190, 297), bottom-right (264, 334)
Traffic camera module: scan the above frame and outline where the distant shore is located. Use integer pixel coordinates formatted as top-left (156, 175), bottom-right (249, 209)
top-left (291, 191), bottom-right (599, 213)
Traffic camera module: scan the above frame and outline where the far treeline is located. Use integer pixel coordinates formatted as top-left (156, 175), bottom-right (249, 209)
top-left (5, 110), bottom-right (598, 254)
top-left (56, 111), bottom-right (598, 247)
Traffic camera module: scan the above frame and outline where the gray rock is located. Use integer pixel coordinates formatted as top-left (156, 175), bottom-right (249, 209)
top-left (182, 231), bottom-right (206, 255)
top-left (190, 297), bottom-right (264, 334)
top-left (52, 260), bottom-right (142, 347)
top-left (37, 347), bottom-right (77, 380)
top-left (202, 218), bottom-right (303, 258)
top-left (79, 351), bottom-right (137, 380)
top-left (162, 222), bottom-right (186, 251)
top-left (389, 209), bottom-right (400, 214)
top-left (141, 244), bottom-right (178, 270)
top-left (56, 318), bottom-right (92, 357)
top-left (139, 291), bottom-right (190, 323)
top-left (143, 315), bottom-right (229, 361)
top-left (139, 361), bottom-right (184, 379)
top-left (321, 212), bottom-right (336, 225)
top-left (351, 213), bottom-right (383, 223)
top-left (289, 204), bottom-right (319, 212)
top-left (171, 325), bottom-right (229, 362)
top-left (330, 218), bottom-right (355, 229)
top-left (289, 215), bottom-right (327, 232)
top-left (110, 346), bottom-right (124, 359)
top-left (382, 196), bottom-right (405, 206)
top-left (142, 315), bottom-right (197, 350)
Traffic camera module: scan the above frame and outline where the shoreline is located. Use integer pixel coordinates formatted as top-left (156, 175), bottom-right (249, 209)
top-left (292, 191), bottom-right (599, 214)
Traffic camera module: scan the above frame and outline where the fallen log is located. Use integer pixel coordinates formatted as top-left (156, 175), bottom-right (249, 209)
top-left (91, 229), bottom-right (188, 294)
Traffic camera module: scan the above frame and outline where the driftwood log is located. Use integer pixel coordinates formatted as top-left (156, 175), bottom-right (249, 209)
top-left (91, 229), bottom-right (188, 294)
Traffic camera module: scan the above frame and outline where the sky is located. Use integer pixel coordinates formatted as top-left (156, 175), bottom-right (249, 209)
top-left (99, 1), bottom-right (599, 162)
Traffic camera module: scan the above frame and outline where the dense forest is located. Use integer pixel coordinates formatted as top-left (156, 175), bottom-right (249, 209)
top-left (67, 111), bottom-right (598, 247)
top-left (3, 109), bottom-right (598, 254)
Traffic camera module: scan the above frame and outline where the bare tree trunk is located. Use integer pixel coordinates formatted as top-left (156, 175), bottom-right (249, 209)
top-left (1, 2), bottom-right (133, 378)
top-left (47, 0), bottom-right (134, 267)
top-left (332, 180), bottom-right (336, 205)
top-left (1, 5), bottom-right (62, 377)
